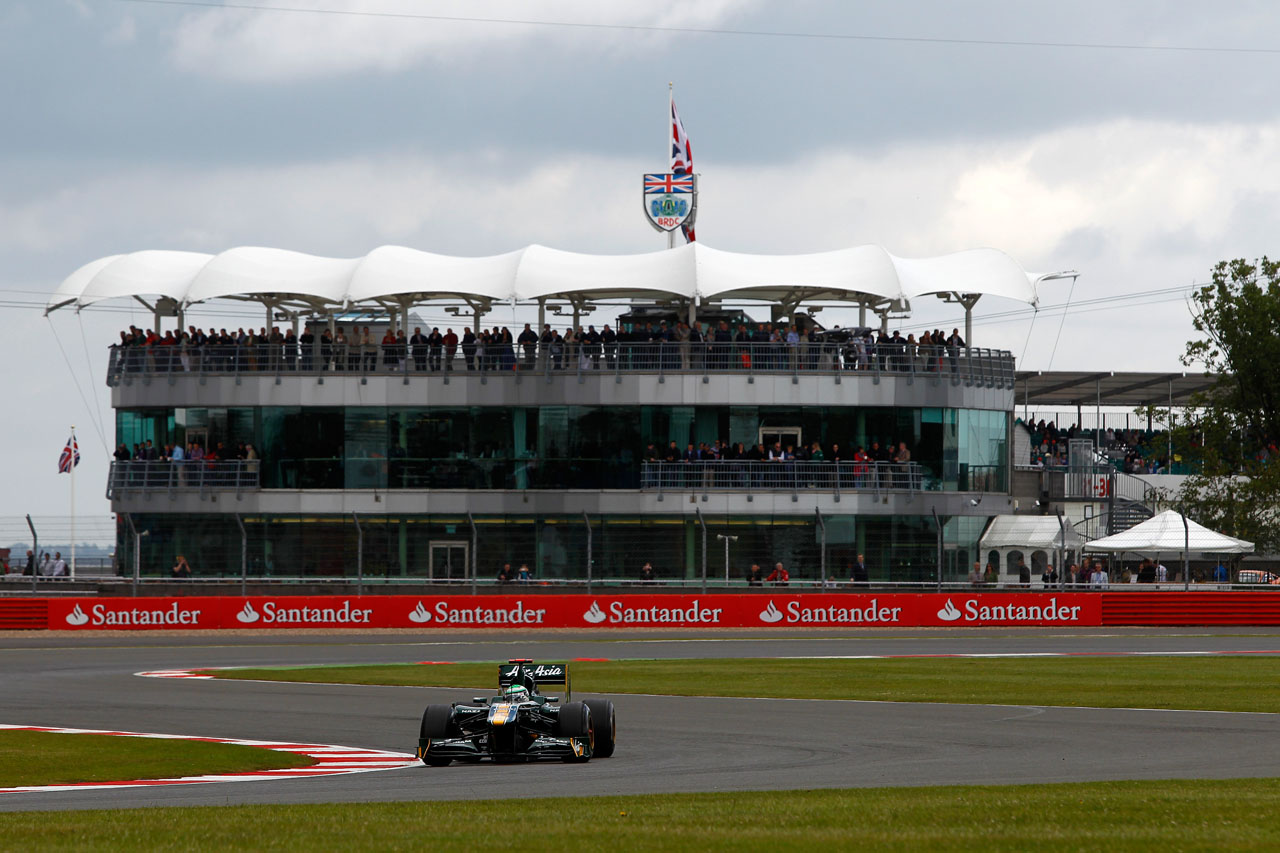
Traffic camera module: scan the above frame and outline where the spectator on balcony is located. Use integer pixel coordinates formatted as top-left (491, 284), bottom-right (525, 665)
top-left (496, 563), bottom-right (513, 584)
top-left (283, 328), bottom-right (299, 371)
top-left (969, 561), bottom-right (983, 588)
top-left (50, 552), bottom-right (67, 577)
top-left (333, 326), bottom-right (348, 370)
top-left (517, 323), bottom-right (538, 368)
top-left (947, 328), bottom-right (965, 372)
top-left (443, 328), bottom-right (458, 369)
top-left (766, 562), bottom-right (790, 586)
top-left (460, 329), bottom-right (477, 370)
top-left (639, 562), bottom-right (656, 583)
top-left (245, 443), bottom-right (259, 477)
top-left (747, 563), bottom-right (764, 586)
top-left (1155, 561), bottom-right (1168, 583)
top-left (983, 562), bottom-right (998, 586)
top-left (319, 327), bottom-right (333, 370)
top-left (516, 563), bottom-right (532, 583)
top-left (423, 327), bottom-right (441, 371)
top-left (299, 325), bottom-right (315, 371)
top-left (410, 327), bottom-right (428, 372)
top-left (171, 555), bottom-right (192, 580)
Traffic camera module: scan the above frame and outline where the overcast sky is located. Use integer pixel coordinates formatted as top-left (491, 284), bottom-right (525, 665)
top-left (5, 0), bottom-right (1280, 529)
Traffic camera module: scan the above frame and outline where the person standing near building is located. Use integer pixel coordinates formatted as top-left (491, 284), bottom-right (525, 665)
top-left (766, 561), bottom-right (789, 586)
top-left (851, 553), bottom-right (869, 585)
top-left (50, 552), bottom-right (67, 578)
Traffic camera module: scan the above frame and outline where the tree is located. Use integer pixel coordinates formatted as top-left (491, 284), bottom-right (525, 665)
top-left (1168, 257), bottom-right (1280, 553)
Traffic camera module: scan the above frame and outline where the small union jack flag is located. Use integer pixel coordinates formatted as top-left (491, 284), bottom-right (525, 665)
top-left (670, 95), bottom-right (696, 243)
top-left (58, 435), bottom-right (80, 473)
top-left (644, 173), bottom-right (695, 194)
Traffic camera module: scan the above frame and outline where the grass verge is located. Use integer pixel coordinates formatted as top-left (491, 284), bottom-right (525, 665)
top-left (0, 731), bottom-right (313, 788)
top-left (3, 780), bottom-right (1280, 851)
top-left (215, 656), bottom-right (1280, 713)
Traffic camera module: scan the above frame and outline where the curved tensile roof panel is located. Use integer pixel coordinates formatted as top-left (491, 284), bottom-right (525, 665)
top-left (47, 243), bottom-right (1072, 313)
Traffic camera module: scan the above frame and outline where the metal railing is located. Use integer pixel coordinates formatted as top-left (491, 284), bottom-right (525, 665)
top-left (641, 461), bottom-right (933, 494)
top-left (106, 460), bottom-right (259, 498)
top-left (106, 341), bottom-right (1016, 388)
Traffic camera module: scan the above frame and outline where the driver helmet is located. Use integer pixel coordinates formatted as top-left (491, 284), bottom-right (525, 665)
top-left (502, 683), bottom-right (530, 700)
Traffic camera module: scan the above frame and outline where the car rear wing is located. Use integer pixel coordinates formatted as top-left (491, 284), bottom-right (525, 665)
top-left (500, 660), bottom-right (572, 701)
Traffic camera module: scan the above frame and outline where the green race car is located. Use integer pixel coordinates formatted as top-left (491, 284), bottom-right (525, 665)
top-left (416, 659), bottom-right (616, 765)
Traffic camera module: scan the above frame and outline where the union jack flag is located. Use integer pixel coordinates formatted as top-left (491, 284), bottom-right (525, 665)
top-left (644, 173), bottom-right (695, 194)
top-left (670, 95), bottom-right (696, 242)
top-left (58, 435), bottom-right (80, 473)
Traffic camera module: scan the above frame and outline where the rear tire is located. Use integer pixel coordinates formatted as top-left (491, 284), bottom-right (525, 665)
top-left (420, 704), bottom-right (456, 766)
top-left (557, 701), bottom-right (593, 762)
top-left (584, 699), bottom-right (615, 758)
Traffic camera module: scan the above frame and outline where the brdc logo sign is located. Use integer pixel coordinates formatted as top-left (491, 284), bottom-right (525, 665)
top-left (643, 173), bottom-right (696, 232)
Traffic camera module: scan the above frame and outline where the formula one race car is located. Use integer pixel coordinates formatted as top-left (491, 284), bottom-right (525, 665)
top-left (416, 660), bottom-right (616, 765)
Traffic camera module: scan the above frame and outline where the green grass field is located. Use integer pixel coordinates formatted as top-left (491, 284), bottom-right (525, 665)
top-left (2, 780), bottom-right (1279, 851)
top-left (0, 730), bottom-right (313, 788)
top-left (215, 656), bottom-right (1280, 713)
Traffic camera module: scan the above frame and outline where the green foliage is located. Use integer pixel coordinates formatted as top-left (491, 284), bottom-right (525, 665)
top-left (1168, 257), bottom-right (1280, 551)
top-left (218, 656), bottom-right (1280, 713)
top-left (4, 781), bottom-right (1280, 851)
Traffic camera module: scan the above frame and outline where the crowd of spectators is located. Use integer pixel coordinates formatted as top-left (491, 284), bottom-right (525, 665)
top-left (112, 438), bottom-right (260, 486)
top-left (1020, 418), bottom-right (1175, 473)
top-left (109, 321), bottom-right (982, 375)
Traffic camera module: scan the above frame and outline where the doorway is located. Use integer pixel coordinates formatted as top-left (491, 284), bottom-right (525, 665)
top-left (428, 540), bottom-right (469, 581)
top-left (759, 426), bottom-right (801, 451)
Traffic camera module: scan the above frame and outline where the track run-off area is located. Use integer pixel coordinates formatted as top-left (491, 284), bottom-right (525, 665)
top-left (2, 628), bottom-right (1279, 812)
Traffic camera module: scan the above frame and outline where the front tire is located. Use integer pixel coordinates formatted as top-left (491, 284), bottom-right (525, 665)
top-left (420, 704), bottom-right (456, 766)
top-left (584, 699), bottom-right (615, 758)
top-left (557, 701), bottom-right (593, 762)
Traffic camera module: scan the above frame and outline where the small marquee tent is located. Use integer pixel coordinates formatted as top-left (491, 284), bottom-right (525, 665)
top-left (979, 514), bottom-right (1086, 580)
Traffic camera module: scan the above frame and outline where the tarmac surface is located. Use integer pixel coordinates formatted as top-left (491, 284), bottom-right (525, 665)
top-left (2, 627), bottom-right (1279, 811)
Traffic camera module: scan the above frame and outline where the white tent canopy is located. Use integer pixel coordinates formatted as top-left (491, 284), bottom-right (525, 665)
top-left (1084, 510), bottom-right (1254, 554)
top-left (46, 242), bottom-right (1074, 314)
top-left (980, 514), bottom-right (1086, 551)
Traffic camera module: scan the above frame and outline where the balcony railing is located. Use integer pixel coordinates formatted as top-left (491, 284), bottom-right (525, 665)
top-left (106, 341), bottom-right (1016, 388)
top-left (107, 460), bottom-right (259, 498)
top-left (640, 461), bottom-right (933, 495)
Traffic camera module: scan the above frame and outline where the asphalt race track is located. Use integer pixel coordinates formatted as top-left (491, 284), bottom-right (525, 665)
top-left (2, 628), bottom-right (1279, 812)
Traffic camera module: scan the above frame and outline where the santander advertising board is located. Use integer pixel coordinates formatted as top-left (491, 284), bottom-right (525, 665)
top-left (44, 593), bottom-right (1101, 630)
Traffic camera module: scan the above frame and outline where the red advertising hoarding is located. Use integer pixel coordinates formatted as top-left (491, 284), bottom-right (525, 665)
top-left (44, 592), bottom-right (1104, 631)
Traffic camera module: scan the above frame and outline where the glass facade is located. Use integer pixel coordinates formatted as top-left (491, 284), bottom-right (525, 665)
top-left (117, 512), bottom-right (981, 584)
top-left (116, 405), bottom-right (1008, 492)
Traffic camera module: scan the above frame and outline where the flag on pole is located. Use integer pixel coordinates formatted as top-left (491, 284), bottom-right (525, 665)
top-left (58, 435), bottom-right (80, 473)
top-left (669, 95), bottom-right (696, 243)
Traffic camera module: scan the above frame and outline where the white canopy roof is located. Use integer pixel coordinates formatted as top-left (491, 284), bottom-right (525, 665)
top-left (47, 243), bottom-right (1072, 314)
top-left (1084, 510), bottom-right (1254, 554)
top-left (979, 514), bottom-right (1086, 551)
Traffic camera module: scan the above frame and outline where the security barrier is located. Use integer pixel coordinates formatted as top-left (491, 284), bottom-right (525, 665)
top-left (4, 591), bottom-right (1278, 631)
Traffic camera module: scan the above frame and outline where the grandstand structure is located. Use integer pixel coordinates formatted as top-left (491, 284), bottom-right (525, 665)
top-left (49, 242), bottom-right (1081, 584)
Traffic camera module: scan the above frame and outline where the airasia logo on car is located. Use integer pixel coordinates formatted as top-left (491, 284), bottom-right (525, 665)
top-left (64, 602), bottom-right (203, 627)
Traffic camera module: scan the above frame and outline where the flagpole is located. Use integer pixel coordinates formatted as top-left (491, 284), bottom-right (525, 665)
top-left (667, 82), bottom-right (675, 250)
top-left (70, 426), bottom-right (76, 580)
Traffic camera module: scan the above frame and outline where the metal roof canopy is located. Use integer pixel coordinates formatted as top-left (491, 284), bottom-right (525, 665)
top-left (1014, 371), bottom-right (1218, 408)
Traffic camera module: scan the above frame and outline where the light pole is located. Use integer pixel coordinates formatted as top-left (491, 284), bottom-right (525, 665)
top-left (716, 534), bottom-right (738, 585)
